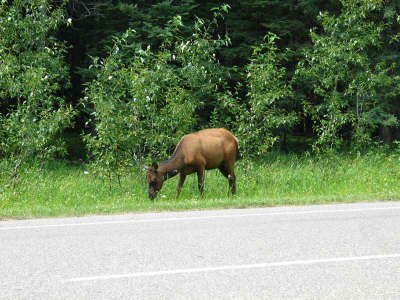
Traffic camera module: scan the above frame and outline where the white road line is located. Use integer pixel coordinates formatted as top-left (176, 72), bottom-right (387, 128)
top-left (1, 206), bottom-right (400, 231)
top-left (65, 253), bottom-right (400, 282)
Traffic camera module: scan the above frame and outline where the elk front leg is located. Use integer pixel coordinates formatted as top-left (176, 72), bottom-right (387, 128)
top-left (176, 173), bottom-right (186, 198)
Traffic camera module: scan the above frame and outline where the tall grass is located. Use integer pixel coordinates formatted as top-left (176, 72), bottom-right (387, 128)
top-left (1, 150), bottom-right (400, 219)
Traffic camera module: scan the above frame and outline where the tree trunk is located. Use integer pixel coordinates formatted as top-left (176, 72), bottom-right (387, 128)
top-left (379, 126), bottom-right (392, 144)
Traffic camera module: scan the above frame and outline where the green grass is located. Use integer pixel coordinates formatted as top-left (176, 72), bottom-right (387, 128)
top-left (1, 151), bottom-right (400, 219)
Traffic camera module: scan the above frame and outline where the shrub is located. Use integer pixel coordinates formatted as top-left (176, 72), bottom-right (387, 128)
top-left (0, 0), bottom-right (75, 181)
top-left (83, 15), bottom-right (235, 181)
top-left (238, 33), bottom-right (298, 156)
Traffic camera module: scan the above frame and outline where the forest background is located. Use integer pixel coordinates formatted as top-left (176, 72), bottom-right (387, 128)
top-left (0, 0), bottom-right (400, 217)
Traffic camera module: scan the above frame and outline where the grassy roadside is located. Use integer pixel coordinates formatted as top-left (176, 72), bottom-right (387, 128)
top-left (1, 150), bottom-right (400, 219)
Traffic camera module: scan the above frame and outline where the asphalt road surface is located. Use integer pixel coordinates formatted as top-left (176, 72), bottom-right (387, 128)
top-left (1, 201), bottom-right (400, 299)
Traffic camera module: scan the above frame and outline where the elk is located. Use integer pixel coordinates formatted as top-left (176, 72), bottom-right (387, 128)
top-left (144, 128), bottom-right (239, 199)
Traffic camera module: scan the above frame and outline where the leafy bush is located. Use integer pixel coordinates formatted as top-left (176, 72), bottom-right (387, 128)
top-left (296, 0), bottom-right (400, 151)
top-left (83, 15), bottom-right (235, 180)
top-left (0, 0), bottom-right (75, 180)
top-left (238, 33), bottom-right (298, 155)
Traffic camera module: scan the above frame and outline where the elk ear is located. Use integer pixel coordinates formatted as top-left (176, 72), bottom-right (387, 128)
top-left (151, 162), bottom-right (158, 170)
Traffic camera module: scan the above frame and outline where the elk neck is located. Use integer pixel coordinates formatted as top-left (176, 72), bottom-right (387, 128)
top-left (158, 153), bottom-right (184, 180)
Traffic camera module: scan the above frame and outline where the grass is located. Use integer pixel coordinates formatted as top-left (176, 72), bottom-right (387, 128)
top-left (1, 150), bottom-right (400, 219)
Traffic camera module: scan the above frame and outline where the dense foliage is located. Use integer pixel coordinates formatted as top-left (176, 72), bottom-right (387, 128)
top-left (239, 33), bottom-right (298, 155)
top-left (83, 15), bottom-right (236, 179)
top-left (297, 0), bottom-right (400, 150)
top-left (1, 0), bottom-right (399, 174)
top-left (0, 0), bottom-right (75, 180)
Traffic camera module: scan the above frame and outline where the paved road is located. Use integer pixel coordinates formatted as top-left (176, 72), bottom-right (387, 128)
top-left (1, 201), bottom-right (400, 299)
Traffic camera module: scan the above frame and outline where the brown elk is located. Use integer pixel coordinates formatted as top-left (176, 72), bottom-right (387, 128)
top-left (144, 128), bottom-right (239, 199)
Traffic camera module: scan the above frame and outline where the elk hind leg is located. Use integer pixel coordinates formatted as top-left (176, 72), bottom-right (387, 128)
top-left (219, 163), bottom-right (236, 196)
top-left (197, 167), bottom-right (205, 196)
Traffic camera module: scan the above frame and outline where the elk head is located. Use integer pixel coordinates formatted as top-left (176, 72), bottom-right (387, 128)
top-left (144, 162), bottom-right (165, 200)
